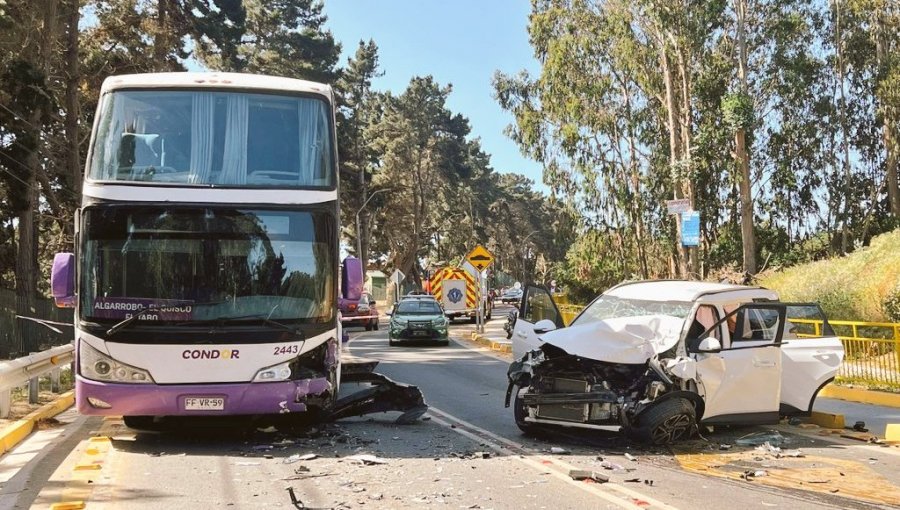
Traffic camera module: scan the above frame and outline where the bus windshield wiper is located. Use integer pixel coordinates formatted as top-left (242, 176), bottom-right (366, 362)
top-left (106, 305), bottom-right (165, 337)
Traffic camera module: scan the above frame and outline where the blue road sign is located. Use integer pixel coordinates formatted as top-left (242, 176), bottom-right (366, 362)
top-left (681, 210), bottom-right (700, 247)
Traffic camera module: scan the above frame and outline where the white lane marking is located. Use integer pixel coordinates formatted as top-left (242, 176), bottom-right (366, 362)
top-left (349, 321), bottom-right (677, 509)
top-left (425, 412), bottom-right (644, 510)
top-left (427, 406), bottom-right (680, 510)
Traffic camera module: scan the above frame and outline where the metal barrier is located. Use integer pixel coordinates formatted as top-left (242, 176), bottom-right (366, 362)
top-left (791, 318), bottom-right (900, 390)
top-left (0, 344), bottom-right (74, 419)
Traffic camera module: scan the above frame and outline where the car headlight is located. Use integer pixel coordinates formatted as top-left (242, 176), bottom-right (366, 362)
top-left (252, 359), bottom-right (293, 382)
top-left (80, 341), bottom-right (154, 384)
top-left (391, 318), bottom-right (407, 327)
top-left (432, 317), bottom-right (448, 327)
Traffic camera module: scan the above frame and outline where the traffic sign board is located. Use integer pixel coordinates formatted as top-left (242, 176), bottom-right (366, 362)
top-left (666, 198), bottom-right (692, 214)
top-left (390, 269), bottom-right (405, 285)
top-left (465, 245), bottom-right (495, 272)
top-left (681, 210), bottom-right (700, 247)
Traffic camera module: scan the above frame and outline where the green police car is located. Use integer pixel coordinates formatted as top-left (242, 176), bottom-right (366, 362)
top-left (388, 298), bottom-right (450, 346)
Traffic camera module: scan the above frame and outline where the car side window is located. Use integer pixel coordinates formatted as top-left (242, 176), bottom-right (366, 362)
top-left (523, 287), bottom-right (561, 325)
top-left (726, 305), bottom-right (784, 343)
top-left (688, 305), bottom-right (721, 340)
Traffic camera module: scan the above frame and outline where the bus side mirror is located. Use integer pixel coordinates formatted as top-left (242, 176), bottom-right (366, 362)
top-left (51, 252), bottom-right (76, 308)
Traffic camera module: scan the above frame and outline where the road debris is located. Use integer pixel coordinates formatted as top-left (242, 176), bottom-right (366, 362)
top-left (257, 426), bottom-right (278, 433)
top-left (347, 454), bottom-right (389, 465)
top-left (624, 452), bottom-right (637, 462)
top-left (550, 447), bottom-right (570, 455)
top-left (568, 469), bottom-right (609, 483)
top-left (753, 442), bottom-right (804, 458)
top-left (718, 444), bottom-right (733, 450)
top-left (741, 469), bottom-right (768, 480)
top-left (284, 453), bottom-right (319, 464)
top-left (599, 461), bottom-right (627, 471)
top-left (735, 431), bottom-right (785, 446)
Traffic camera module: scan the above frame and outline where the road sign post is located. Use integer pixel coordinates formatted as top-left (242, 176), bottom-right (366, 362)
top-left (390, 269), bottom-right (405, 304)
top-left (465, 245), bottom-right (494, 333)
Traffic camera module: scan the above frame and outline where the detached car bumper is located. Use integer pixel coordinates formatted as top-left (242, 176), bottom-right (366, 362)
top-left (76, 375), bottom-right (332, 416)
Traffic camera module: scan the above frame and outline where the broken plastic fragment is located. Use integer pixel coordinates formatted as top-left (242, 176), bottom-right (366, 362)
top-left (624, 453), bottom-right (637, 461)
top-left (348, 454), bottom-right (389, 465)
top-left (550, 447), bottom-right (570, 455)
top-left (257, 426), bottom-right (278, 433)
top-left (568, 469), bottom-right (609, 483)
top-left (735, 431), bottom-right (784, 446)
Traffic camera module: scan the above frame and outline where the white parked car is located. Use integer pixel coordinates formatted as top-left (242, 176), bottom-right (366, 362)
top-left (506, 281), bottom-right (844, 444)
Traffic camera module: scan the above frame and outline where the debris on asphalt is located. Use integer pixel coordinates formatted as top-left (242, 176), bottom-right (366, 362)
top-left (550, 447), bottom-right (570, 455)
top-left (624, 453), bottom-right (637, 462)
top-left (740, 469), bottom-right (768, 480)
top-left (735, 431), bottom-right (785, 446)
top-left (718, 444), bottom-right (733, 450)
top-left (284, 453), bottom-right (319, 464)
top-left (568, 469), bottom-right (609, 483)
top-left (235, 461), bottom-right (260, 466)
top-left (624, 478), bottom-right (641, 483)
top-left (252, 444), bottom-right (274, 451)
top-left (851, 421), bottom-right (869, 432)
top-left (599, 461), bottom-right (626, 471)
top-left (347, 454), bottom-right (389, 465)
top-left (257, 426), bottom-right (278, 433)
top-left (788, 417), bottom-right (803, 426)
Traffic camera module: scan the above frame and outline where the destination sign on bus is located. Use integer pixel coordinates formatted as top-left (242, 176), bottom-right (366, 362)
top-left (92, 297), bottom-right (194, 320)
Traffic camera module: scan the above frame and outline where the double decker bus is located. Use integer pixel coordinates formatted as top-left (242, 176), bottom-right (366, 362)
top-left (50, 73), bottom-right (423, 428)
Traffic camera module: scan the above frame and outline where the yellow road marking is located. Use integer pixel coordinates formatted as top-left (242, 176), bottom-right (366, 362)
top-left (51, 416), bottom-right (122, 508)
top-left (673, 447), bottom-right (900, 506)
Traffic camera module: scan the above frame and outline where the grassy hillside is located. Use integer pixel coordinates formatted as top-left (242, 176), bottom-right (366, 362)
top-left (760, 229), bottom-right (900, 323)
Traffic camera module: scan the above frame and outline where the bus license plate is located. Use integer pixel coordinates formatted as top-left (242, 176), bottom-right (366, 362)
top-left (184, 397), bottom-right (225, 411)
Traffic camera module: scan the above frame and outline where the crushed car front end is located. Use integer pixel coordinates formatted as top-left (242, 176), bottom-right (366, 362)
top-left (505, 315), bottom-right (704, 444)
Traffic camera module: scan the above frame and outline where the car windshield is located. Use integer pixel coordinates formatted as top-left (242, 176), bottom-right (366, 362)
top-left (396, 301), bottom-right (442, 315)
top-left (80, 206), bottom-right (335, 326)
top-left (571, 295), bottom-right (693, 327)
top-left (88, 90), bottom-right (334, 187)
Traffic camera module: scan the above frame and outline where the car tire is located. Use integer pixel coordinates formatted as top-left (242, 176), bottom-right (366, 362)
top-left (438, 339), bottom-right (450, 346)
top-left (470, 315), bottom-right (477, 324)
top-left (626, 398), bottom-right (696, 445)
top-left (513, 388), bottom-right (543, 437)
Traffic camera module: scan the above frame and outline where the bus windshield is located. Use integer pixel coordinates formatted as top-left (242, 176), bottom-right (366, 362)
top-left (80, 207), bottom-right (336, 325)
top-left (88, 90), bottom-right (334, 187)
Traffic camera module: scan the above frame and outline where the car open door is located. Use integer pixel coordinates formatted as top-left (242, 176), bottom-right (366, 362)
top-left (692, 304), bottom-right (787, 424)
top-left (779, 303), bottom-right (845, 415)
top-left (512, 285), bottom-right (566, 359)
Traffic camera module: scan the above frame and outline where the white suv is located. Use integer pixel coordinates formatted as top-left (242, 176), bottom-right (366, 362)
top-left (506, 281), bottom-right (844, 444)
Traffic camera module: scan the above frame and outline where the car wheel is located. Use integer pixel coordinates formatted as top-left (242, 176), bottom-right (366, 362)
top-left (513, 388), bottom-right (543, 437)
top-left (626, 398), bottom-right (696, 445)
top-left (438, 339), bottom-right (449, 346)
top-left (388, 337), bottom-right (396, 347)
top-left (470, 315), bottom-right (477, 324)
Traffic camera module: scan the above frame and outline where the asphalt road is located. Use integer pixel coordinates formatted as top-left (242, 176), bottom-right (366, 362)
top-left (1, 309), bottom-right (899, 510)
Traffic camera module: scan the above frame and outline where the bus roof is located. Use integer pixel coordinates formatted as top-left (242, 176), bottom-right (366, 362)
top-left (100, 72), bottom-right (332, 99)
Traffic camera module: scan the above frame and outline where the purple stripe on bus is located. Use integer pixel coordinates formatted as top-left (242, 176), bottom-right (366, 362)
top-left (76, 375), bottom-right (331, 416)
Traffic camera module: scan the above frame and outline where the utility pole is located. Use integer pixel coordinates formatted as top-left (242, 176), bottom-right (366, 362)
top-left (355, 188), bottom-right (390, 265)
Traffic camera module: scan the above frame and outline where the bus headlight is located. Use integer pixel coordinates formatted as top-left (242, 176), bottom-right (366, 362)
top-left (80, 341), bottom-right (154, 384)
top-left (252, 360), bottom-right (293, 382)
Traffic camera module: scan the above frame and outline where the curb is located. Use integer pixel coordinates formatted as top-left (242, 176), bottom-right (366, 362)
top-left (819, 384), bottom-right (900, 408)
top-left (0, 390), bottom-right (75, 457)
top-left (470, 332), bottom-right (512, 353)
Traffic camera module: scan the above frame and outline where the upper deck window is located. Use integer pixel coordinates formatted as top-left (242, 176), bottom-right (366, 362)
top-left (88, 90), bottom-right (334, 188)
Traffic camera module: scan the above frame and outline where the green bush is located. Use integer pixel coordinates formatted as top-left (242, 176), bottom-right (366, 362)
top-left (884, 284), bottom-right (900, 322)
top-left (760, 229), bottom-right (900, 322)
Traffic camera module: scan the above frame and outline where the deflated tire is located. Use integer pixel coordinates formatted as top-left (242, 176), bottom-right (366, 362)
top-left (626, 398), bottom-right (695, 445)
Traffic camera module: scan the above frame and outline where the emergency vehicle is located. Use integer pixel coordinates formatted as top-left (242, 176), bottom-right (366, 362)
top-left (428, 265), bottom-right (493, 322)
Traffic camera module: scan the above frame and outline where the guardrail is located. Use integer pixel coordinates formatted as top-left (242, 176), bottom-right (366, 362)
top-left (791, 318), bottom-right (900, 390)
top-left (0, 344), bottom-right (74, 419)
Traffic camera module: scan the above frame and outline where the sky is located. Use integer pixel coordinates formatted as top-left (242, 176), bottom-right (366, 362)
top-left (322, 0), bottom-right (545, 191)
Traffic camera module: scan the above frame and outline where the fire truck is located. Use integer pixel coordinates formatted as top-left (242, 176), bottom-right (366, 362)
top-left (428, 264), bottom-right (492, 322)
